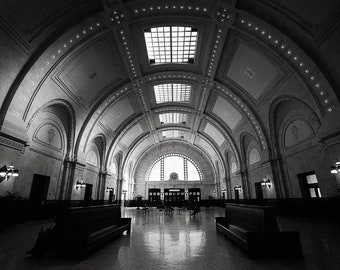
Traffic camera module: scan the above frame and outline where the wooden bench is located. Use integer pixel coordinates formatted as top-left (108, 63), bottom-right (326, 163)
top-left (216, 203), bottom-right (302, 258)
top-left (29, 204), bottom-right (131, 258)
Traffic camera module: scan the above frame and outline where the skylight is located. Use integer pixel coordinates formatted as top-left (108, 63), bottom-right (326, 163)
top-left (162, 130), bottom-right (183, 138)
top-left (154, 83), bottom-right (191, 103)
top-left (144, 26), bottom-right (198, 64)
top-left (159, 113), bottom-right (187, 124)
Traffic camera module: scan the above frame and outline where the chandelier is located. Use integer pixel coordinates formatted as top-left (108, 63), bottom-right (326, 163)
top-left (0, 163), bottom-right (19, 183)
top-left (330, 160), bottom-right (340, 174)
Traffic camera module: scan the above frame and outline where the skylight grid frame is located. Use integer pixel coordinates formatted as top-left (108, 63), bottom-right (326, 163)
top-left (144, 26), bottom-right (198, 64)
top-left (162, 130), bottom-right (180, 138)
top-left (154, 83), bottom-right (191, 103)
top-left (159, 113), bottom-right (187, 124)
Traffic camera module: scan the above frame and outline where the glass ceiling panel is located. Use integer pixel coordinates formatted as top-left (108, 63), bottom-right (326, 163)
top-left (159, 113), bottom-right (187, 124)
top-left (144, 26), bottom-right (198, 64)
top-left (162, 130), bottom-right (181, 138)
top-left (154, 83), bottom-right (191, 103)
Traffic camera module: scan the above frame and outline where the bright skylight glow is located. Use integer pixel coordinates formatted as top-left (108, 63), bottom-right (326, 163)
top-left (144, 26), bottom-right (198, 64)
top-left (159, 113), bottom-right (187, 124)
top-left (147, 153), bottom-right (202, 181)
top-left (154, 83), bottom-right (191, 103)
top-left (162, 130), bottom-right (183, 138)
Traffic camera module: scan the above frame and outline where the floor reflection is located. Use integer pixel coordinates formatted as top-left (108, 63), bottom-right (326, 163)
top-left (1, 207), bottom-right (340, 270)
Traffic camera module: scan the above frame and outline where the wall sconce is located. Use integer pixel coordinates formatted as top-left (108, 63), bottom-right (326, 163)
top-left (76, 180), bottom-right (86, 190)
top-left (261, 178), bottom-right (271, 188)
top-left (221, 188), bottom-right (226, 193)
top-left (330, 160), bottom-right (340, 174)
top-left (106, 187), bottom-right (114, 192)
top-left (234, 185), bottom-right (242, 191)
top-left (0, 163), bottom-right (19, 183)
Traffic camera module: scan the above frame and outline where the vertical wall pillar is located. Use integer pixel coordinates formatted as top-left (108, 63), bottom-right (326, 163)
top-left (270, 156), bottom-right (290, 198)
top-left (225, 176), bottom-right (232, 199)
top-left (116, 178), bottom-right (123, 202)
top-left (58, 158), bottom-right (75, 200)
top-left (97, 170), bottom-right (108, 200)
top-left (59, 158), bottom-right (86, 200)
top-left (241, 169), bottom-right (251, 199)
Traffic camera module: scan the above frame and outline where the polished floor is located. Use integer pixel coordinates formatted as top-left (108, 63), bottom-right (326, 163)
top-left (1, 207), bottom-right (340, 270)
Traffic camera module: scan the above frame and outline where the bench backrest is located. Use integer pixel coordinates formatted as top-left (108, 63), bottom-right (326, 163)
top-left (56, 204), bottom-right (122, 232)
top-left (225, 203), bottom-right (279, 232)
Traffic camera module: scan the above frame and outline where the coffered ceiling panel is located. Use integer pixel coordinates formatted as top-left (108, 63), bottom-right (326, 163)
top-left (203, 123), bottom-right (225, 146)
top-left (212, 96), bottom-right (242, 130)
top-left (55, 37), bottom-right (123, 108)
top-left (194, 136), bottom-right (217, 161)
top-left (226, 42), bottom-right (282, 100)
top-left (129, 136), bottom-right (154, 164)
top-left (120, 123), bottom-right (145, 148)
top-left (100, 97), bottom-right (134, 133)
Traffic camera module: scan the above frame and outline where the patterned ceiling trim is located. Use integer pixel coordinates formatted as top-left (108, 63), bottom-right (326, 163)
top-left (104, 114), bottom-right (146, 161)
top-left (198, 78), bottom-right (214, 111)
top-left (108, 10), bottom-right (126, 25)
top-left (145, 72), bottom-right (199, 83)
top-left (216, 7), bottom-right (232, 24)
top-left (153, 107), bottom-right (194, 114)
top-left (80, 86), bottom-right (132, 153)
top-left (238, 15), bottom-right (336, 115)
top-left (207, 28), bottom-right (223, 77)
top-left (194, 134), bottom-right (225, 175)
top-left (214, 83), bottom-right (267, 150)
top-left (131, 4), bottom-right (210, 16)
top-left (203, 114), bottom-right (240, 166)
top-left (118, 29), bottom-right (139, 79)
top-left (119, 133), bottom-right (154, 170)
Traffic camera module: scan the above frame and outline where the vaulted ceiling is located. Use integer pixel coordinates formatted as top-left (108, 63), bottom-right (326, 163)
top-left (0, 0), bottom-right (339, 181)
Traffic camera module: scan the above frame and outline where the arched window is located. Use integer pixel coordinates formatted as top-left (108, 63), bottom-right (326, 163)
top-left (147, 153), bottom-right (202, 181)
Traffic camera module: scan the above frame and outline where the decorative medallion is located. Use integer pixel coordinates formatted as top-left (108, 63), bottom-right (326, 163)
top-left (170, 172), bottom-right (178, 180)
top-left (216, 7), bottom-right (231, 23)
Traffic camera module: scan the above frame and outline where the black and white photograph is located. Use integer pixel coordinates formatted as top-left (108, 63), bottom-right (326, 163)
top-left (0, 0), bottom-right (339, 269)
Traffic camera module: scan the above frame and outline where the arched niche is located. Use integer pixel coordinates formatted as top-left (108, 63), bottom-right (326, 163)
top-left (248, 146), bottom-right (261, 166)
top-left (269, 96), bottom-right (322, 198)
top-left (27, 100), bottom-right (75, 159)
top-left (85, 147), bottom-right (99, 168)
top-left (88, 134), bottom-right (106, 170)
top-left (283, 119), bottom-right (314, 149)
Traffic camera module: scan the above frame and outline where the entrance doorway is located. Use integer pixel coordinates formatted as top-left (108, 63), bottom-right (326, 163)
top-left (108, 189), bottom-right (115, 204)
top-left (188, 188), bottom-right (201, 202)
top-left (84, 184), bottom-right (93, 205)
top-left (148, 188), bottom-right (161, 206)
top-left (164, 188), bottom-right (185, 206)
top-left (298, 172), bottom-right (321, 198)
top-left (29, 174), bottom-right (50, 217)
top-left (234, 189), bottom-right (240, 200)
top-left (255, 182), bottom-right (264, 200)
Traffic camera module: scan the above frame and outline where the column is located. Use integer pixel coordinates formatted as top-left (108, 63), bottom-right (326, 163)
top-left (240, 169), bottom-right (251, 199)
top-left (97, 170), bottom-right (108, 201)
top-left (58, 158), bottom-right (86, 200)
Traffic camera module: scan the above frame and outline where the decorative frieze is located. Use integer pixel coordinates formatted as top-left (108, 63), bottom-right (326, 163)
top-left (0, 135), bottom-right (26, 152)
